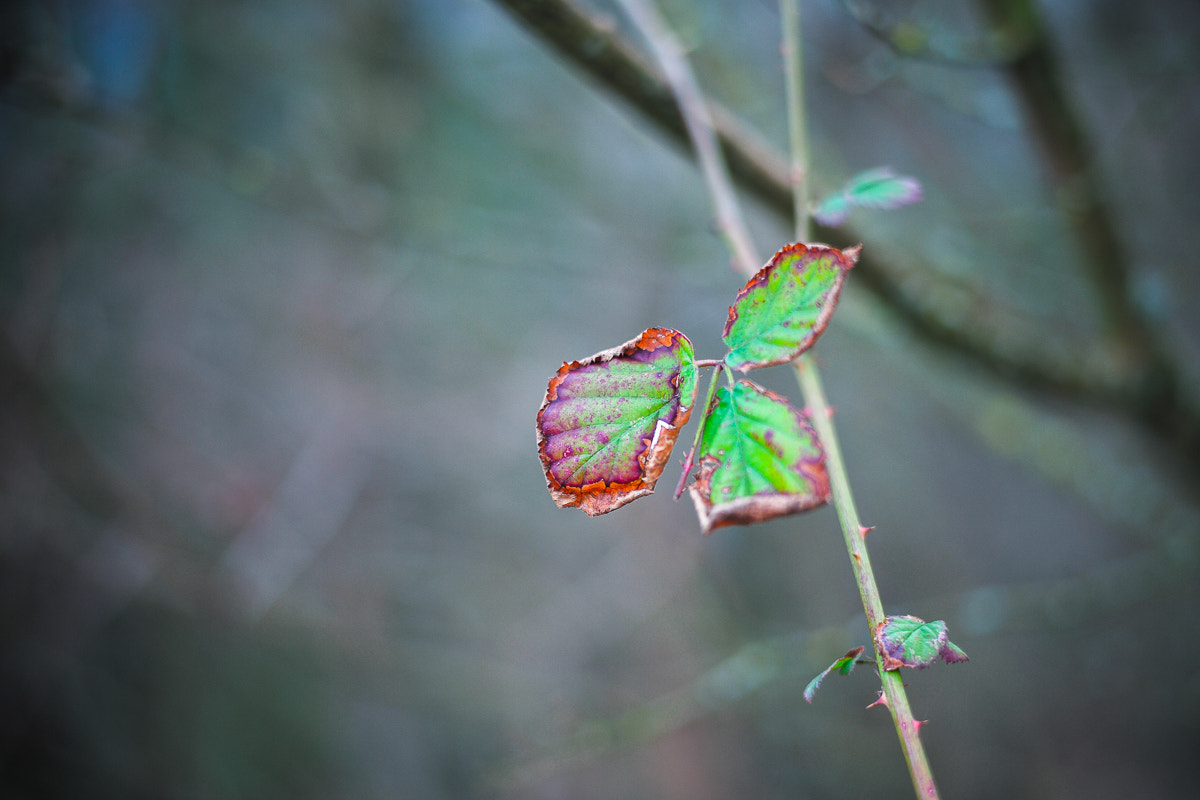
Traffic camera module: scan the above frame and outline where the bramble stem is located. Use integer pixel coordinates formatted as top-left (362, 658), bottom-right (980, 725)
top-left (792, 357), bottom-right (939, 798)
top-left (781, 0), bottom-right (810, 242)
top-left (782, 1), bottom-right (938, 797)
top-left (623, 0), bottom-right (940, 794)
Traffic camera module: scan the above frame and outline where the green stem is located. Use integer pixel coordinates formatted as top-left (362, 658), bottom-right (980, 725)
top-left (781, 0), bottom-right (810, 243)
top-left (792, 357), bottom-right (938, 799)
top-left (781, 2), bottom-right (939, 797)
top-left (675, 362), bottom-right (725, 500)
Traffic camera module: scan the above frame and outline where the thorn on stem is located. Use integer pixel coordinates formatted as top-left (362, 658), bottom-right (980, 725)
top-left (673, 447), bottom-right (696, 500)
top-left (867, 691), bottom-right (888, 709)
top-left (859, 525), bottom-right (875, 537)
top-left (826, 405), bottom-right (837, 418)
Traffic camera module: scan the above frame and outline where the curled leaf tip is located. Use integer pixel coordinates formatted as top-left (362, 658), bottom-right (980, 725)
top-left (802, 646), bottom-right (865, 703)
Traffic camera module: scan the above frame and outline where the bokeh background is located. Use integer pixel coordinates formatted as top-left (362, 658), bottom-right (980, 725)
top-left (2, 0), bottom-right (1199, 797)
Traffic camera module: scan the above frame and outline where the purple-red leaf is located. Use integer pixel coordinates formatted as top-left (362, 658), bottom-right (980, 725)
top-left (537, 328), bottom-right (698, 516)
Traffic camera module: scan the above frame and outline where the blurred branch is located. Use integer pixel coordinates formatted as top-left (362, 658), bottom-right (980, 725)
top-left (838, 0), bottom-right (1036, 67)
top-left (494, 623), bottom-right (849, 789)
top-left (610, 0), bottom-right (758, 274)
top-left (980, 0), bottom-right (1182, 409)
top-left (487, 0), bottom-right (791, 217)
top-left (0, 338), bottom-right (142, 531)
top-left (490, 0), bottom-right (1200, 473)
top-left (0, 336), bottom-right (168, 656)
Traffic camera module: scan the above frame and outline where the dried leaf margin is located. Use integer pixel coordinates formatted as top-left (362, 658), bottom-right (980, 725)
top-left (873, 615), bottom-right (970, 670)
top-left (536, 328), bottom-right (697, 516)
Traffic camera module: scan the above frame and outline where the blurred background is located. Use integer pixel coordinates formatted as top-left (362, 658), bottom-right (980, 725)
top-left (2, 0), bottom-right (1198, 797)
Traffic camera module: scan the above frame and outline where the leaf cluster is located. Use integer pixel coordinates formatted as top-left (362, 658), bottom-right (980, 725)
top-left (536, 242), bottom-right (859, 533)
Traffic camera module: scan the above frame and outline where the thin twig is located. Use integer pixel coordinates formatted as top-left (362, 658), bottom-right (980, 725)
top-left (791, 360), bottom-right (938, 798)
top-left (614, 0), bottom-right (759, 275)
top-left (782, 0), bottom-right (810, 242)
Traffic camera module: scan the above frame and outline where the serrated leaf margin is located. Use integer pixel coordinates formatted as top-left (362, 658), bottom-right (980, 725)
top-left (687, 381), bottom-right (830, 532)
top-left (722, 242), bottom-right (861, 372)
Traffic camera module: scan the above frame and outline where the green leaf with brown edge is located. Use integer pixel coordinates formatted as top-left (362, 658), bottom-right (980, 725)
top-left (873, 615), bottom-right (970, 670)
top-left (722, 242), bottom-right (861, 372)
top-left (537, 328), bottom-right (698, 516)
top-left (686, 380), bottom-right (829, 532)
top-left (803, 646), bottom-right (866, 703)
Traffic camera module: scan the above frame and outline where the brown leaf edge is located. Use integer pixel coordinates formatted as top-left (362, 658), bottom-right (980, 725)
top-left (872, 615), bottom-right (970, 671)
top-left (686, 386), bottom-right (831, 533)
top-left (536, 328), bottom-right (695, 516)
top-left (722, 241), bottom-right (862, 371)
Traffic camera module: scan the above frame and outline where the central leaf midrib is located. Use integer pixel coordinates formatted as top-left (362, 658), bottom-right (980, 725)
top-left (567, 394), bottom-right (674, 484)
top-left (728, 256), bottom-right (830, 363)
top-left (716, 387), bottom-right (791, 499)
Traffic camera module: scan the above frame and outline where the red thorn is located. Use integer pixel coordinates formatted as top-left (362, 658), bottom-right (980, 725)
top-left (852, 553), bottom-right (861, 564)
top-left (825, 405), bottom-right (837, 419)
top-left (859, 525), bottom-right (875, 537)
top-left (914, 719), bottom-right (929, 733)
top-left (866, 691), bottom-right (889, 709)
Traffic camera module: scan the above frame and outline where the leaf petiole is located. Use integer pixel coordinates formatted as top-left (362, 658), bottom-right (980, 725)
top-left (723, 362), bottom-right (736, 388)
top-left (673, 360), bottom-right (724, 500)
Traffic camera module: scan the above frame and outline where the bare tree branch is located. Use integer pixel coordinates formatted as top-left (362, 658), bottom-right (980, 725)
top-left (837, 0), bottom-right (1036, 68)
top-left (980, 0), bottom-right (1196, 466)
